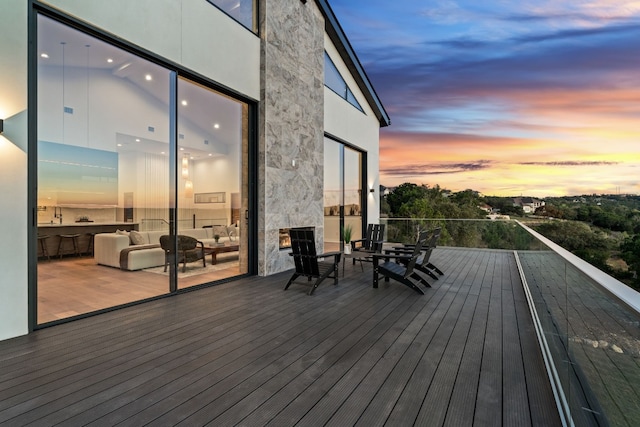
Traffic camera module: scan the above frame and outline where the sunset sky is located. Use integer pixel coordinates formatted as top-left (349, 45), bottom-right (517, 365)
top-left (330, 0), bottom-right (640, 197)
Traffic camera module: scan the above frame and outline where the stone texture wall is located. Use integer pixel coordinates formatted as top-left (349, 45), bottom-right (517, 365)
top-left (258, 0), bottom-right (325, 275)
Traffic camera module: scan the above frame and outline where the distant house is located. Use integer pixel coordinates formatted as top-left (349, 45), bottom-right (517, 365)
top-left (478, 203), bottom-right (493, 213)
top-left (513, 197), bottom-right (545, 214)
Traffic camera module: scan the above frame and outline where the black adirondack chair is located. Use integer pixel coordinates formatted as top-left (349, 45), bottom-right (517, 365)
top-left (351, 223), bottom-right (385, 255)
top-left (372, 231), bottom-right (429, 295)
top-left (284, 227), bottom-right (342, 295)
top-left (349, 223), bottom-right (385, 269)
top-left (390, 227), bottom-right (444, 282)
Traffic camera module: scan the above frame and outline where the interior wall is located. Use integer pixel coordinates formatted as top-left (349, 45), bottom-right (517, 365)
top-left (0, 0), bottom-right (29, 340)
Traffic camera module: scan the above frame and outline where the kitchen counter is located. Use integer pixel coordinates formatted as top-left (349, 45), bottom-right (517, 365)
top-left (38, 222), bottom-right (138, 228)
top-left (37, 223), bottom-right (139, 259)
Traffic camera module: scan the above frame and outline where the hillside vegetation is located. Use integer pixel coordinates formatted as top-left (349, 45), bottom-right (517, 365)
top-left (383, 183), bottom-right (640, 288)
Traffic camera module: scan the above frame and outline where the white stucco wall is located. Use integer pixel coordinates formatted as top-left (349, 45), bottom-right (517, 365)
top-left (42, 0), bottom-right (261, 101)
top-left (0, 0), bottom-right (29, 340)
top-left (323, 35), bottom-right (381, 225)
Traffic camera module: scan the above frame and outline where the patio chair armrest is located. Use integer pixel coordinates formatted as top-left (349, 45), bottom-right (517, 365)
top-left (384, 246), bottom-right (415, 254)
top-left (373, 253), bottom-right (412, 263)
top-left (384, 248), bottom-right (412, 254)
top-left (318, 251), bottom-right (342, 263)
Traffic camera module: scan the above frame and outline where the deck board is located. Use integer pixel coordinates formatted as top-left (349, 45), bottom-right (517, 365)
top-left (0, 248), bottom-right (561, 426)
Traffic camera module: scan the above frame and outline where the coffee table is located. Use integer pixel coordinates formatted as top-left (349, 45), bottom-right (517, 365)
top-left (203, 244), bottom-right (239, 265)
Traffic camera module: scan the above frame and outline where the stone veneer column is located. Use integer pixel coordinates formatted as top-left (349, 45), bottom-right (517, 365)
top-left (258, 0), bottom-right (325, 275)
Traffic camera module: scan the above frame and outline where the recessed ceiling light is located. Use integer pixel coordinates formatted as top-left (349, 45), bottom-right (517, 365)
top-left (161, 151), bottom-right (165, 155)
top-left (145, 74), bottom-right (152, 81)
top-left (190, 156), bottom-right (194, 160)
top-left (107, 58), bottom-right (113, 63)
top-left (117, 143), bottom-right (122, 147)
top-left (181, 100), bottom-right (188, 106)
top-left (208, 153), bottom-right (212, 157)
top-left (40, 53), bottom-right (49, 58)
top-left (214, 123), bottom-right (220, 129)
top-left (135, 138), bottom-right (140, 142)
top-left (180, 147), bottom-right (184, 151)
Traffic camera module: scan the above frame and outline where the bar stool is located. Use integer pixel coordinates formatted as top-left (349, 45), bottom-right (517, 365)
top-left (37, 235), bottom-right (50, 261)
top-left (85, 232), bottom-right (96, 256)
top-left (57, 234), bottom-right (81, 259)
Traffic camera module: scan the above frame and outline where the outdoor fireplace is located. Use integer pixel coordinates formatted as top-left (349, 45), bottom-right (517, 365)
top-left (279, 228), bottom-right (291, 250)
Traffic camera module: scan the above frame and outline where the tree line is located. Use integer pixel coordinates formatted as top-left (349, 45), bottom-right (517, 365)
top-left (382, 183), bottom-right (640, 289)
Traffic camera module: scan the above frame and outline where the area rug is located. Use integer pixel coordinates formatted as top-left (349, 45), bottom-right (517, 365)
top-left (143, 253), bottom-right (239, 278)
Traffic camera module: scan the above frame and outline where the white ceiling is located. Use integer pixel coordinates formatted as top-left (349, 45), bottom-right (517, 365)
top-left (38, 14), bottom-right (244, 155)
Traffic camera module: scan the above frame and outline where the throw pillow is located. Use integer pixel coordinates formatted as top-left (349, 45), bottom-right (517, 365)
top-left (115, 229), bottom-right (130, 237)
top-left (129, 230), bottom-right (146, 245)
top-left (227, 225), bottom-right (238, 241)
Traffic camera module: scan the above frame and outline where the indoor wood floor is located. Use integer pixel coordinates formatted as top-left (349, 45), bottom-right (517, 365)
top-left (37, 253), bottom-right (240, 324)
top-left (1, 248), bottom-right (561, 426)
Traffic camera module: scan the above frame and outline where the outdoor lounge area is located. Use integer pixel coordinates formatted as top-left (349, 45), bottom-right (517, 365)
top-left (0, 247), bottom-right (561, 426)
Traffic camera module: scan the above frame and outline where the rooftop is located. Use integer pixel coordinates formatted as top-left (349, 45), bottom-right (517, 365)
top-left (0, 247), bottom-right (560, 426)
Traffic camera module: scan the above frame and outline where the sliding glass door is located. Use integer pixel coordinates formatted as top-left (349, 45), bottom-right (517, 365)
top-left (176, 78), bottom-right (249, 288)
top-left (35, 14), bottom-right (251, 324)
top-left (323, 137), bottom-right (364, 252)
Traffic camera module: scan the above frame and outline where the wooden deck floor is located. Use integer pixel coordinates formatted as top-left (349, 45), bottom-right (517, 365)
top-left (0, 248), bottom-right (561, 426)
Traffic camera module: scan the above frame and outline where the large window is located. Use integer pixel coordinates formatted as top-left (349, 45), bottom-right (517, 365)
top-left (36, 15), bottom-right (250, 324)
top-left (206, 0), bottom-right (257, 32)
top-left (324, 52), bottom-right (363, 112)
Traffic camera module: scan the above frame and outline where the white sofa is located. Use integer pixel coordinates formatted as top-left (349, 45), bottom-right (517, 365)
top-left (94, 226), bottom-right (238, 271)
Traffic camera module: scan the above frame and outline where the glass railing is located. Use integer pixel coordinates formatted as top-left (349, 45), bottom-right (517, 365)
top-left (381, 218), bottom-right (640, 427)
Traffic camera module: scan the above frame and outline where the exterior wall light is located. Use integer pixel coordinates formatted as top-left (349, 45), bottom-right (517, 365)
top-left (0, 119), bottom-right (3, 134)
top-left (369, 188), bottom-right (375, 193)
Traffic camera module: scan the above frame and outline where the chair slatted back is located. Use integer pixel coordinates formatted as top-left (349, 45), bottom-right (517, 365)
top-left (420, 227), bottom-right (441, 266)
top-left (402, 231), bottom-right (429, 279)
top-left (370, 224), bottom-right (385, 252)
top-left (361, 224), bottom-right (374, 250)
top-left (289, 228), bottom-right (320, 278)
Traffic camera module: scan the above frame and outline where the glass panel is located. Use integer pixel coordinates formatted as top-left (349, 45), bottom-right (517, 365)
top-left (206, 0), bottom-right (256, 32)
top-left (176, 77), bottom-right (248, 288)
top-left (36, 15), bottom-right (170, 323)
top-left (344, 147), bottom-right (363, 243)
top-left (324, 52), bottom-right (363, 112)
top-left (346, 88), bottom-right (363, 112)
top-left (324, 52), bottom-right (347, 98)
top-left (323, 138), bottom-right (341, 252)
